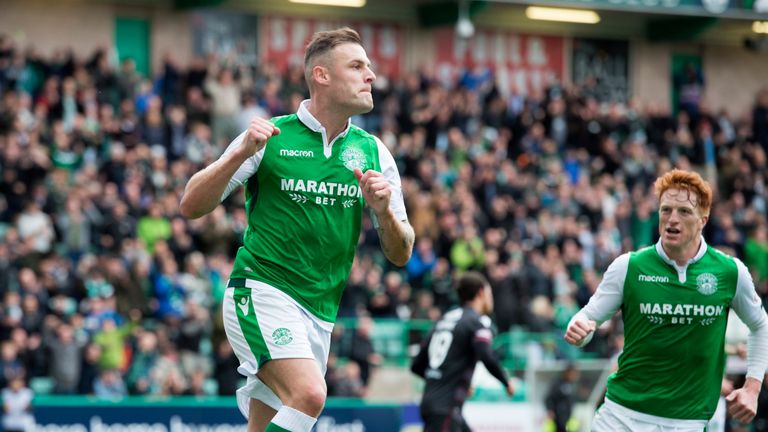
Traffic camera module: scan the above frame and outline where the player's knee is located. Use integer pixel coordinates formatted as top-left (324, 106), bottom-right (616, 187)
top-left (290, 383), bottom-right (326, 417)
top-left (302, 384), bottom-right (327, 415)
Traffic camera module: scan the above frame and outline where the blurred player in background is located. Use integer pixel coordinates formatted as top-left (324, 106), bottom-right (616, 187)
top-left (180, 27), bottom-right (414, 432)
top-left (545, 363), bottom-right (580, 432)
top-left (411, 272), bottom-right (514, 432)
top-left (565, 169), bottom-right (768, 431)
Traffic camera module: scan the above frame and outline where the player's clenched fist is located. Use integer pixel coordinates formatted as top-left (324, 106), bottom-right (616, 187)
top-left (237, 118), bottom-right (280, 158)
top-left (564, 319), bottom-right (596, 346)
top-left (726, 382), bottom-right (760, 424)
top-left (354, 168), bottom-right (391, 214)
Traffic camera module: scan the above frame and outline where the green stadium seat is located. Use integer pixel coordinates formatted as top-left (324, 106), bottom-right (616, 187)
top-left (30, 377), bottom-right (55, 395)
top-left (370, 320), bottom-right (407, 364)
top-left (203, 378), bottom-right (218, 395)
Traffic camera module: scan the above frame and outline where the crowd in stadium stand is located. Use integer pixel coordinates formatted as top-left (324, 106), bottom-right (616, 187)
top-left (1, 32), bottom-right (768, 406)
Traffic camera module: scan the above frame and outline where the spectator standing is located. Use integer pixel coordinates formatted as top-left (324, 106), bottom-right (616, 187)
top-left (348, 316), bottom-right (382, 389)
top-left (1, 374), bottom-right (34, 432)
top-left (43, 319), bottom-right (86, 394)
top-left (205, 68), bottom-right (241, 147)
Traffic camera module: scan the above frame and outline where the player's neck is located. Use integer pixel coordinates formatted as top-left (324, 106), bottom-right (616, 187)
top-left (662, 239), bottom-right (701, 266)
top-left (466, 299), bottom-right (485, 315)
top-left (306, 98), bottom-right (350, 142)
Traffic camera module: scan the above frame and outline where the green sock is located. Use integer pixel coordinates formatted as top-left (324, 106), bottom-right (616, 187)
top-left (264, 423), bottom-right (291, 432)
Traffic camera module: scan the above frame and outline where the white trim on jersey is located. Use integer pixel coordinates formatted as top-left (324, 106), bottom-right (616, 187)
top-left (571, 237), bottom-right (768, 352)
top-left (570, 236), bottom-right (768, 406)
top-left (217, 101), bottom-right (409, 223)
top-left (654, 237), bottom-right (708, 283)
top-left (579, 252), bottom-right (629, 326)
top-left (732, 257), bottom-right (768, 380)
top-left (297, 99), bottom-right (351, 159)
top-left (568, 253), bottom-right (628, 347)
top-left (372, 135), bottom-right (408, 224)
top-left (220, 130), bottom-right (264, 201)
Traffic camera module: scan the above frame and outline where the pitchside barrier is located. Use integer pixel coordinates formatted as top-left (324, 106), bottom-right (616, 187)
top-left (30, 319), bottom-right (618, 432)
top-left (32, 396), bottom-right (542, 432)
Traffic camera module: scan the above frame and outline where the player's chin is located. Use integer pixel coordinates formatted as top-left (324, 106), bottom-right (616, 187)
top-left (357, 100), bottom-right (374, 114)
top-left (661, 234), bottom-right (678, 245)
top-left (348, 102), bottom-right (373, 117)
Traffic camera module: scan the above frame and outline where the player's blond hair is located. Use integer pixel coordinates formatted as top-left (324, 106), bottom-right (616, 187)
top-left (653, 169), bottom-right (713, 216)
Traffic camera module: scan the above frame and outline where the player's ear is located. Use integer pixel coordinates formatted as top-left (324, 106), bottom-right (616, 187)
top-left (313, 65), bottom-right (330, 87)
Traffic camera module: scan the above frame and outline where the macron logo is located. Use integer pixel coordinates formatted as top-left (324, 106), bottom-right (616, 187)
top-left (237, 296), bottom-right (250, 316)
top-left (638, 274), bottom-right (670, 283)
top-left (280, 149), bottom-right (314, 158)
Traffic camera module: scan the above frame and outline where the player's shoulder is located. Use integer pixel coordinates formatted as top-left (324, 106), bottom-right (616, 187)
top-left (479, 315), bottom-right (492, 328)
top-left (630, 246), bottom-right (655, 259)
top-left (271, 113), bottom-right (299, 127)
top-left (463, 310), bottom-right (494, 343)
top-left (442, 307), bottom-right (464, 323)
top-left (458, 307), bottom-right (490, 328)
top-left (705, 245), bottom-right (740, 273)
top-left (626, 247), bottom-right (656, 268)
top-left (348, 122), bottom-right (372, 136)
top-left (348, 124), bottom-right (381, 144)
top-left (706, 244), bottom-right (736, 261)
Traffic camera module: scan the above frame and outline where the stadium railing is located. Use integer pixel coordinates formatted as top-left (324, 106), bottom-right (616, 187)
top-left (336, 318), bottom-right (601, 369)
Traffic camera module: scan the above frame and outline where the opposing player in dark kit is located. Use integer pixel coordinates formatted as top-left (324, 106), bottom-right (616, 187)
top-left (411, 272), bottom-right (514, 432)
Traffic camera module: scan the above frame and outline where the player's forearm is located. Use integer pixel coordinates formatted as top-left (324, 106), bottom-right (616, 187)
top-left (743, 377), bottom-right (763, 395)
top-left (376, 209), bottom-right (414, 267)
top-left (475, 340), bottom-right (509, 386)
top-left (411, 348), bottom-right (428, 378)
top-left (180, 151), bottom-right (248, 219)
top-left (746, 320), bottom-right (768, 381)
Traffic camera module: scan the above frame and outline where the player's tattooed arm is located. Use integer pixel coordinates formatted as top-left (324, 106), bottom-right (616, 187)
top-left (376, 215), bottom-right (415, 267)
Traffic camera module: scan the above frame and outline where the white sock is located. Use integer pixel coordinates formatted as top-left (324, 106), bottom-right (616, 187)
top-left (253, 377), bottom-right (283, 411)
top-left (270, 406), bottom-right (317, 432)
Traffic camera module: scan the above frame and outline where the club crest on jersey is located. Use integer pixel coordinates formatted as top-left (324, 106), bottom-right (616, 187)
top-left (696, 273), bottom-right (718, 296)
top-left (272, 328), bottom-right (293, 346)
top-left (341, 146), bottom-right (366, 172)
